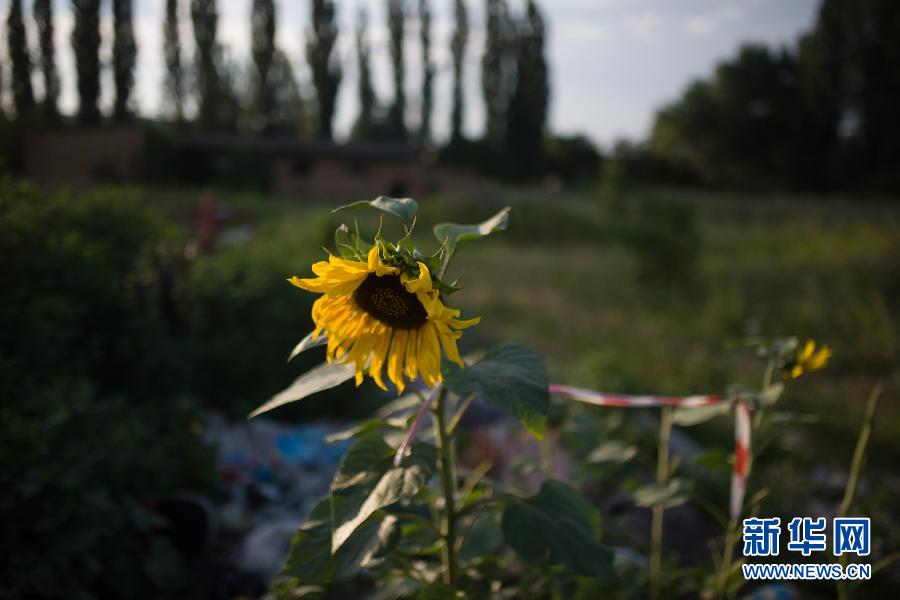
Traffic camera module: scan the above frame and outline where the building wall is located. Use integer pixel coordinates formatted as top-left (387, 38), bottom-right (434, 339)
top-left (25, 127), bottom-right (146, 184)
top-left (271, 157), bottom-right (479, 200)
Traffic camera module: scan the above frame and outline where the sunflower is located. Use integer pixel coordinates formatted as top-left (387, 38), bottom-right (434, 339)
top-left (289, 246), bottom-right (479, 393)
top-left (787, 339), bottom-right (832, 379)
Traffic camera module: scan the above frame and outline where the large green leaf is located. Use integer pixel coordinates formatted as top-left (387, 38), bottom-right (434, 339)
top-left (502, 480), bottom-right (615, 579)
top-left (433, 206), bottom-right (510, 257)
top-left (443, 342), bottom-right (549, 439)
top-left (287, 331), bottom-right (327, 363)
top-left (632, 478), bottom-right (693, 509)
top-left (248, 362), bottom-right (355, 418)
top-left (330, 435), bottom-right (436, 552)
top-left (281, 498), bottom-right (401, 584)
top-left (334, 196), bottom-right (419, 228)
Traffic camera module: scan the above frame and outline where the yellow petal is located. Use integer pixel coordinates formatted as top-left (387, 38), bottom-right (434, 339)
top-left (797, 339), bottom-right (816, 363)
top-left (807, 346), bottom-right (831, 371)
top-left (435, 322), bottom-right (464, 367)
top-left (368, 326), bottom-right (392, 391)
top-left (404, 328), bottom-right (418, 380)
top-left (448, 316), bottom-right (480, 330)
top-left (417, 323), bottom-right (442, 387)
top-left (367, 246), bottom-right (399, 276)
top-left (387, 330), bottom-right (408, 393)
top-left (402, 262), bottom-right (434, 294)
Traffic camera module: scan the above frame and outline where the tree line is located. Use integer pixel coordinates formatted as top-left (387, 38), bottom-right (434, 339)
top-left (645, 0), bottom-right (900, 192)
top-left (3, 0), bottom-right (552, 180)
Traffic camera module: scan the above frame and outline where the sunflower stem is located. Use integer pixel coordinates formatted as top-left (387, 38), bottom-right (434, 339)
top-left (649, 405), bottom-right (672, 600)
top-left (433, 387), bottom-right (460, 587)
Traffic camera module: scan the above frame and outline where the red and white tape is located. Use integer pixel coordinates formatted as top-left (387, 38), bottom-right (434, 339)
top-left (549, 383), bottom-right (750, 522)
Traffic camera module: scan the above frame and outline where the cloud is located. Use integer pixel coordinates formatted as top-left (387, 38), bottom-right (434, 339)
top-left (684, 4), bottom-right (745, 36)
top-left (626, 11), bottom-right (662, 42)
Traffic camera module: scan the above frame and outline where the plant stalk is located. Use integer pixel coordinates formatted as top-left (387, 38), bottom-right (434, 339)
top-left (650, 405), bottom-right (672, 600)
top-left (836, 384), bottom-right (881, 600)
top-left (433, 387), bottom-right (459, 586)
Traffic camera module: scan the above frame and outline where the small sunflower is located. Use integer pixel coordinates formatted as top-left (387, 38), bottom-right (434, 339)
top-left (786, 339), bottom-right (832, 379)
top-left (289, 246), bottom-right (479, 392)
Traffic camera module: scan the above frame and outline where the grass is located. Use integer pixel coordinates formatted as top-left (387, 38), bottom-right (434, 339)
top-left (104, 180), bottom-right (900, 485)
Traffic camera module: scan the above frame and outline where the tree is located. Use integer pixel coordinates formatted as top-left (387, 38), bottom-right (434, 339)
top-left (72, 0), bottom-right (102, 124)
top-left (306, 0), bottom-right (341, 139)
top-left (506, 0), bottom-right (549, 178)
top-left (450, 0), bottom-right (468, 143)
top-left (163, 0), bottom-right (186, 124)
top-left (386, 0), bottom-right (406, 139)
top-left (191, 0), bottom-right (221, 130)
top-left (270, 50), bottom-right (307, 136)
top-left (418, 0), bottom-right (434, 144)
top-left (251, 0), bottom-right (277, 133)
top-left (112, 0), bottom-right (137, 121)
top-left (649, 44), bottom-right (815, 189)
top-left (481, 0), bottom-right (515, 147)
top-left (810, 0), bottom-right (900, 185)
top-left (351, 8), bottom-right (379, 140)
top-left (33, 0), bottom-right (59, 124)
top-left (7, 0), bottom-right (35, 119)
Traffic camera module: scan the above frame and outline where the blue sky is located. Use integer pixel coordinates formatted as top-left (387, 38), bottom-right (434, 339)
top-left (1, 0), bottom-right (819, 147)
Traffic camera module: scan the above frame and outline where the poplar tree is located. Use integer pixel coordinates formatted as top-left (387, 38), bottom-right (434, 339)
top-left (418, 0), bottom-right (434, 144)
top-left (306, 0), bottom-right (341, 139)
top-left (251, 0), bottom-right (276, 133)
top-left (164, 0), bottom-right (185, 123)
top-left (7, 0), bottom-right (35, 118)
top-left (113, 0), bottom-right (137, 121)
top-left (507, 0), bottom-right (549, 177)
top-left (450, 0), bottom-right (468, 143)
top-left (191, 0), bottom-right (222, 130)
top-left (352, 8), bottom-right (378, 140)
top-left (33, 0), bottom-right (59, 124)
top-left (386, 0), bottom-right (406, 139)
top-left (481, 0), bottom-right (514, 146)
top-left (72, 0), bottom-right (102, 124)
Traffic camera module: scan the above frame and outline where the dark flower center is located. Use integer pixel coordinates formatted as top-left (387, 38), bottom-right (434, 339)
top-left (354, 273), bottom-right (428, 329)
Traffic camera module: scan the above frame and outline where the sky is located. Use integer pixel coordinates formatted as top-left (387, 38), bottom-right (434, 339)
top-left (1, 0), bottom-right (820, 148)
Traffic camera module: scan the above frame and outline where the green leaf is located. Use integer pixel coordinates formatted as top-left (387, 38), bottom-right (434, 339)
top-left (502, 480), bottom-right (615, 579)
top-left (281, 498), bottom-right (401, 584)
top-left (459, 510), bottom-right (504, 562)
top-left (330, 435), bottom-right (436, 552)
top-left (416, 581), bottom-right (458, 600)
top-left (587, 440), bottom-right (637, 464)
top-left (287, 331), bottom-right (327, 363)
top-left (691, 449), bottom-right (731, 471)
top-left (443, 342), bottom-right (549, 439)
top-left (671, 402), bottom-right (731, 427)
top-left (324, 418), bottom-right (408, 444)
top-left (334, 223), bottom-right (373, 259)
top-left (334, 196), bottom-right (418, 228)
top-left (249, 362), bottom-right (355, 418)
top-left (433, 206), bottom-right (510, 257)
top-left (632, 478), bottom-right (693, 509)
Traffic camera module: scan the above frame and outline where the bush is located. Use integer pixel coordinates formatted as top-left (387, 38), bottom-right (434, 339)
top-left (0, 180), bottom-right (216, 598)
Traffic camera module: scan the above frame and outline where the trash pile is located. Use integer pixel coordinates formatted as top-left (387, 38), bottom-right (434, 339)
top-left (153, 414), bottom-right (352, 597)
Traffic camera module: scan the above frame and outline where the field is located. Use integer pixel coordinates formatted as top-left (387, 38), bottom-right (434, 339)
top-left (6, 180), bottom-right (899, 596)
top-left (127, 181), bottom-right (900, 480)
